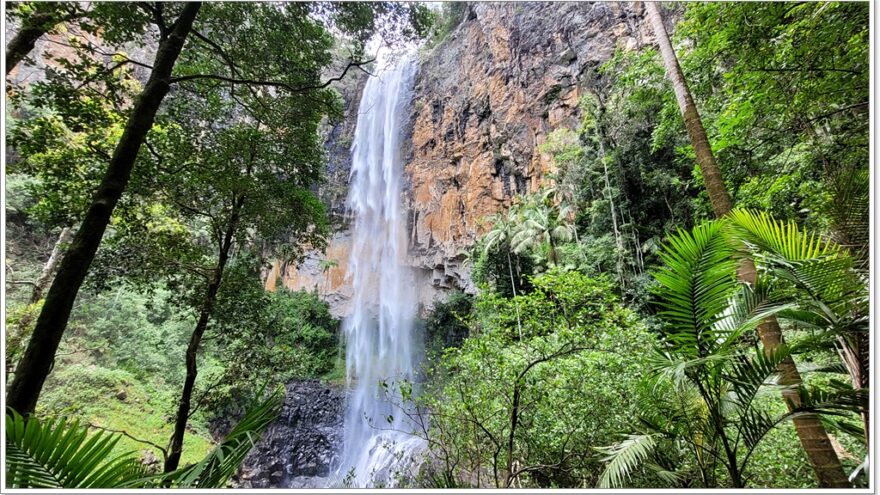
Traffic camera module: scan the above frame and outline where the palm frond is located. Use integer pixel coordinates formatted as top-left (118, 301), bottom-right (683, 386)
top-left (724, 344), bottom-right (793, 409)
top-left (653, 220), bottom-right (738, 358)
top-left (825, 166), bottom-right (869, 269)
top-left (736, 404), bottom-right (777, 452)
top-left (5, 409), bottom-right (146, 489)
top-left (137, 387), bottom-right (283, 488)
top-left (787, 386), bottom-right (869, 419)
top-left (729, 209), bottom-right (837, 261)
top-left (713, 282), bottom-right (795, 352)
top-left (595, 433), bottom-right (659, 488)
top-left (820, 415), bottom-right (868, 446)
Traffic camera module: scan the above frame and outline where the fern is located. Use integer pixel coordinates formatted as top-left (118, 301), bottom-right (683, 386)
top-left (653, 220), bottom-right (739, 359)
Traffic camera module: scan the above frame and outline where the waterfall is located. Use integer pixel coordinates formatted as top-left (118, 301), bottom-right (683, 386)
top-left (336, 54), bottom-right (425, 487)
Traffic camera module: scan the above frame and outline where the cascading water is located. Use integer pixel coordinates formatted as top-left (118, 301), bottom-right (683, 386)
top-left (336, 54), bottom-right (426, 487)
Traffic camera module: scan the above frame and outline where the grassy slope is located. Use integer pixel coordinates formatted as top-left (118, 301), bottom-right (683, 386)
top-left (36, 363), bottom-right (214, 468)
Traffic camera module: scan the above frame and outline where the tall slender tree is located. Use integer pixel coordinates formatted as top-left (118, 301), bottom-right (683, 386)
top-left (6, 2), bottom-right (203, 416)
top-left (644, 3), bottom-right (849, 487)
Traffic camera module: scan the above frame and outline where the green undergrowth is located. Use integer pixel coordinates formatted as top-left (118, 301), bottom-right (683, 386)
top-left (37, 363), bottom-right (213, 468)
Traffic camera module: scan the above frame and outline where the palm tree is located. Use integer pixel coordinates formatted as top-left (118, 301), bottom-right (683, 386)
top-left (509, 190), bottom-right (576, 267)
top-left (6, 388), bottom-right (283, 488)
top-left (597, 215), bottom-right (867, 488)
top-left (5, 412), bottom-right (148, 488)
top-left (730, 210), bottom-right (870, 444)
top-left (483, 209), bottom-right (524, 338)
top-left (645, 3), bottom-right (849, 486)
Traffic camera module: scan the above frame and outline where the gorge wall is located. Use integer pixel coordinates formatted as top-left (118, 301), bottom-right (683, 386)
top-left (266, 2), bottom-right (657, 316)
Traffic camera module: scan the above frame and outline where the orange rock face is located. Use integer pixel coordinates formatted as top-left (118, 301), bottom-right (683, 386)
top-left (404, 3), bottom-right (652, 285)
top-left (263, 232), bottom-right (355, 317)
top-left (270, 3), bottom-right (654, 316)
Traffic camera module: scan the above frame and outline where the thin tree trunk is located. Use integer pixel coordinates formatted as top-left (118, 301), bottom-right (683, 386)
top-left (598, 140), bottom-right (626, 290)
top-left (505, 385), bottom-right (520, 488)
top-left (506, 251), bottom-right (523, 340)
top-left (548, 237), bottom-right (559, 267)
top-left (6, 3), bottom-right (202, 416)
top-left (164, 196), bottom-right (243, 473)
top-left (5, 227), bottom-right (74, 380)
top-left (838, 335), bottom-right (869, 445)
top-left (591, 95), bottom-right (628, 288)
top-left (645, 3), bottom-right (849, 488)
top-left (30, 227), bottom-right (72, 304)
top-left (645, 4), bottom-right (732, 218)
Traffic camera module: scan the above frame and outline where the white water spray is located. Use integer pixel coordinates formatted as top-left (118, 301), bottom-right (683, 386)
top-left (336, 54), bottom-right (425, 487)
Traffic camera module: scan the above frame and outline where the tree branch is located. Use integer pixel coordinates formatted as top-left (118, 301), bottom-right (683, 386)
top-left (7, 280), bottom-right (38, 287)
top-left (88, 423), bottom-right (169, 460)
top-left (169, 58), bottom-right (374, 93)
top-left (190, 29), bottom-right (241, 75)
top-left (750, 65), bottom-right (864, 76)
top-left (137, 2), bottom-right (167, 39)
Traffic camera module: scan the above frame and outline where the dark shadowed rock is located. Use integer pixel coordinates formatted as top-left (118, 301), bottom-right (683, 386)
top-left (233, 380), bottom-right (345, 488)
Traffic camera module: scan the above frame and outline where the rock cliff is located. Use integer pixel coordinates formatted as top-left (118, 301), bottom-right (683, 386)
top-left (267, 2), bottom-right (655, 316)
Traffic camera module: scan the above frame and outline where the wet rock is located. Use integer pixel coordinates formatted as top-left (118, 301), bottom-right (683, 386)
top-left (232, 380), bottom-right (345, 489)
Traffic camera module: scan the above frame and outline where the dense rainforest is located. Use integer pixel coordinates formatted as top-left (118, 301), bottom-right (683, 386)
top-left (3, 1), bottom-right (871, 490)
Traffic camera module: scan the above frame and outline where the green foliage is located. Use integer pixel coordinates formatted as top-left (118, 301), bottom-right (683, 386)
top-left (313, 2), bottom-right (435, 48)
top-left (424, 291), bottom-right (473, 355)
top-left (4, 299), bottom-right (42, 370)
top-left (668, 2), bottom-right (867, 231)
top-left (423, 2), bottom-right (468, 50)
top-left (3, 0), bottom-right (870, 489)
top-left (141, 389), bottom-right (284, 488)
top-left (597, 213), bottom-right (867, 488)
top-left (5, 409), bottom-right (146, 488)
top-left (267, 288), bottom-right (339, 375)
top-left (7, 262), bottom-right (337, 469)
top-left (509, 189), bottom-right (576, 267)
top-left (595, 434), bottom-right (661, 489)
top-left (36, 342), bottom-right (211, 467)
top-left (59, 287), bottom-right (192, 384)
top-left (199, 278), bottom-right (340, 420)
top-left (215, 285), bottom-right (339, 383)
top-left (473, 208), bottom-right (535, 297)
top-left (473, 187), bottom-right (578, 300)
top-left (414, 271), bottom-right (657, 488)
top-left (8, 80), bottom-right (134, 228)
top-left (7, 389), bottom-right (282, 489)
top-left (540, 73), bottom-right (697, 299)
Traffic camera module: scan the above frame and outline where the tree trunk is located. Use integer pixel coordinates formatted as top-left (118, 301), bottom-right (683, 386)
top-left (598, 140), bottom-right (626, 290)
top-left (5, 227), bottom-right (73, 380)
top-left (505, 385), bottom-right (521, 488)
top-left (591, 95), bottom-right (628, 287)
top-left (30, 227), bottom-right (72, 304)
top-left (164, 196), bottom-right (243, 473)
top-left (506, 250), bottom-right (523, 340)
top-left (5, 5), bottom-right (66, 75)
top-left (6, 3), bottom-right (202, 416)
top-left (162, 270), bottom-right (223, 473)
top-left (645, 3), bottom-right (849, 488)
